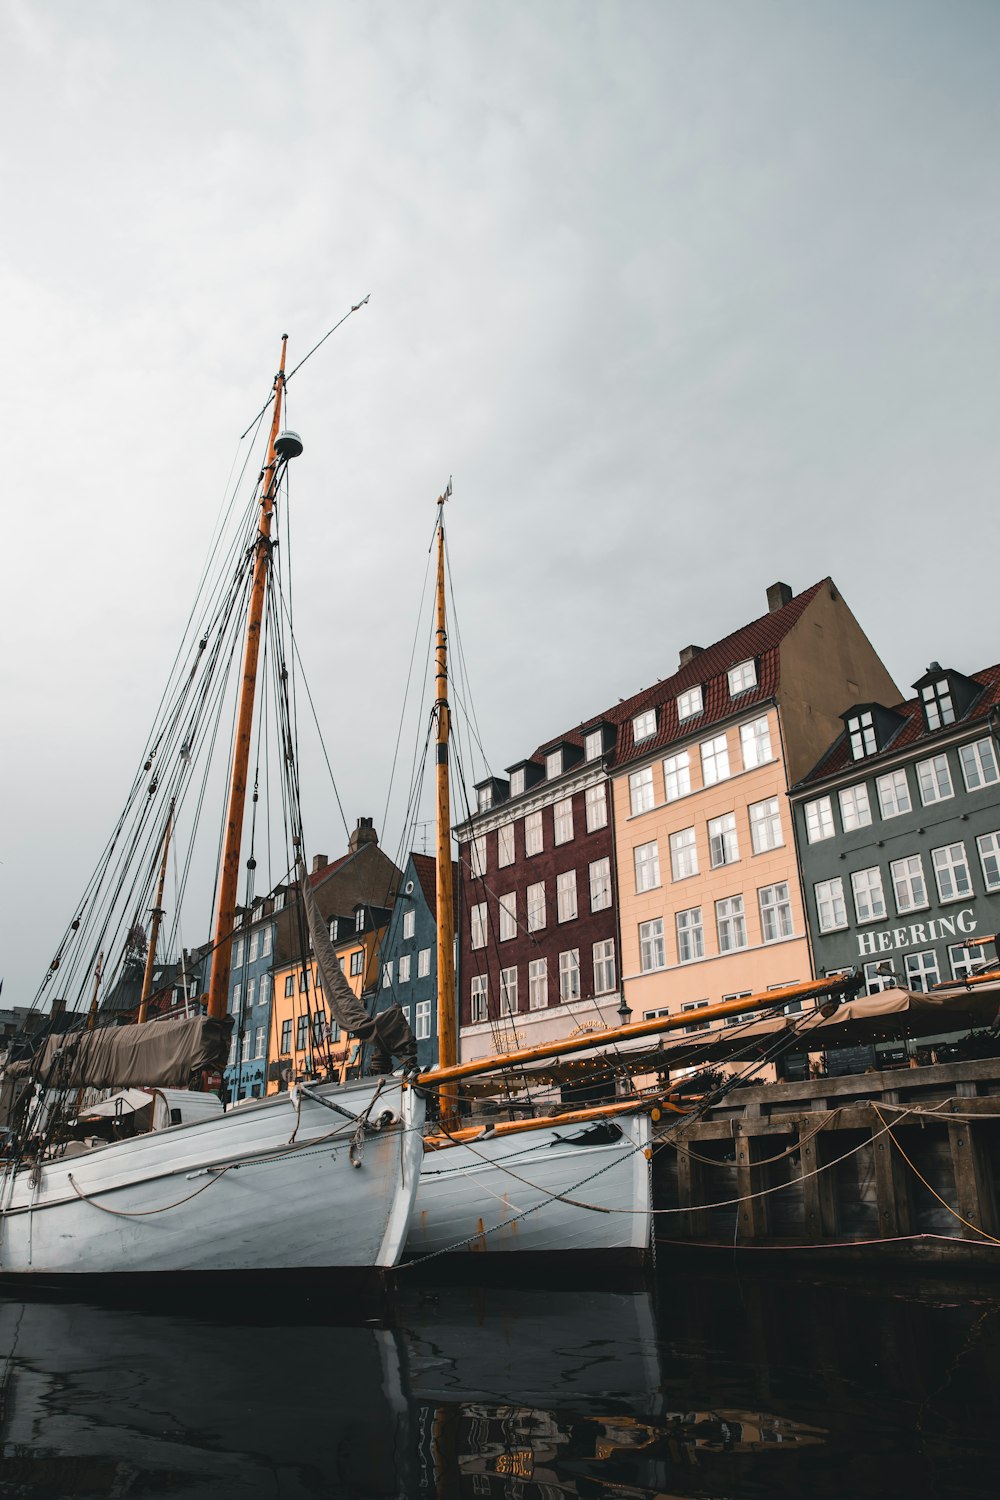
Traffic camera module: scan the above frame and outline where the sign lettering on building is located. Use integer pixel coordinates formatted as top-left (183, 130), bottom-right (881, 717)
top-left (856, 908), bottom-right (977, 957)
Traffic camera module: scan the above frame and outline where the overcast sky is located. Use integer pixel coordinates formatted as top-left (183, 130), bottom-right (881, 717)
top-left (3, 1), bottom-right (999, 1005)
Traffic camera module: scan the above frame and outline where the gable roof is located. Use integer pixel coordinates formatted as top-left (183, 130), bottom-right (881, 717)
top-left (408, 851), bottom-right (459, 923)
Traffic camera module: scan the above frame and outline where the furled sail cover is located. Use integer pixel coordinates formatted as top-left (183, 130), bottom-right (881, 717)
top-left (300, 863), bottom-right (418, 1073)
top-left (6, 1014), bottom-right (232, 1090)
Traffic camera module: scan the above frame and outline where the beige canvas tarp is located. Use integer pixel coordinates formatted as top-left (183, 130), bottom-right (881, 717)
top-left (5, 1014), bottom-right (232, 1090)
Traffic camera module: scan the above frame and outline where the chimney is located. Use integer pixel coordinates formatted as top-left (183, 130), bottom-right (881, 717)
top-left (348, 816), bottom-right (379, 853)
top-left (767, 582), bottom-right (793, 613)
top-left (678, 644), bottom-right (704, 669)
top-left (51, 997), bottom-right (66, 1017)
top-left (311, 853), bottom-right (329, 875)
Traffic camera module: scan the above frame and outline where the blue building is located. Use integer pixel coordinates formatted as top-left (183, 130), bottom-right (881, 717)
top-left (374, 852), bottom-right (457, 1071)
top-left (224, 891), bottom-right (284, 1101)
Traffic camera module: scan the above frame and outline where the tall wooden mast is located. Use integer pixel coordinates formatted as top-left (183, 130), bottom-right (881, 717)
top-left (207, 338), bottom-right (289, 1020)
top-left (138, 798), bottom-right (174, 1025)
top-left (434, 487), bottom-right (458, 1104)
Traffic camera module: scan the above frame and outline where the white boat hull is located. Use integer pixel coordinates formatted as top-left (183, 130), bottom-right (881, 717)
top-left (0, 1079), bottom-right (424, 1275)
top-left (407, 1111), bottom-right (651, 1259)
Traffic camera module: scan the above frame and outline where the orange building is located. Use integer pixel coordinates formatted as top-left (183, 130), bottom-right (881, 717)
top-left (266, 904), bottom-right (388, 1093)
top-left (611, 580), bottom-right (898, 1032)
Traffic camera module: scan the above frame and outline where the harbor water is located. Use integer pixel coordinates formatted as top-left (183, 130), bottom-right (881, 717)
top-left (0, 1263), bottom-right (997, 1499)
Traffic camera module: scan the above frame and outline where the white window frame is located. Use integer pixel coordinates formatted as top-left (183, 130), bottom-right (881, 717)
top-left (628, 767), bottom-right (655, 817)
top-left (589, 857), bottom-right (611, 911)
top-left (715, 894), bottom-right (747, 952)
top-left (890, 854), bottom-right (928, 914)
top-left (662, 751), bottom-right (691, 802)
top-left (904, 949), bottom-right (941, 992)
top-left (675, 907), bottom-right (704, 963)
top-left (415, 1000), bottom-right (432, 1040)
top-left (921, 679), bottom-right (956, 731)
top-left (585, 783), bottom-right (608, 832)
top-left (748, 797), bottom-right (783, 853)
top-left (681, 999), bottom-right (711, 1033)
top-left (418, 947), bottom-right (431, 978)
top-left (526, 881), bottom-right (546, 932)
top-left (262, 924), bottom-right (272, 957)
top-left (470, 902), bottom-right (488, 949)
top-left (403, 910), bottom-right (415, 940)
top-left (815, 877), bottom-right (848, 933)
top-left (556, 869), bottom-right (578, 922)
top-left (233, 939), bottom-right (244, 968)
top-left (700, 733), bottom-right (730, 786)
top-left (528, 958), bottom-right (548, 1010)
top-left (677, 685), bottom-right (703, 721)
top-left (477, 785), bottom-right (493, 812)
top-left (708, 812), bottom-right (738, 868)
top-left (847, 710), bottom-right (877, 759)
top-left (638, 917), bottom-right (665, 973)
top-left (632, 710), bottom-right (656, 743)
top-left (584, 729), bottom-right (603, 761)
top-left (559, 948), bottom-right (581, 1002)
top-left (497, 821), bottom-right (515, 867)
top-left (977, 831), bottom-right (1000, 892)
top-left (728, 659), bottom-right (757, 696)
top-left (917, 754), bottom-right (954, 807)
top-left (545, 749), bottom-right (563, 779)
top-left (949, 942), bottom-right (988, 981)
top-left (470, 974), bottom-right (488, 1023)
top-left (633, 840), bottom-right (661, 892)
top-left (960, 737), bottom-right (1000, 792)
top-left (877, 770), bottom-right (912, 819)
top-left (470, 835), bottom-right (487, 879)
top-left (931, 842), bottom-right (972, 903)
top-left (593, 939), bottom-right (616, 995)
top-left (852, 866), bottom-right (886, 923)
top-left (758, 882), bottom-right (793, 942)
top-left (382, 961), bottom-right (393, 989)
top-left (553, 797), bottom-right (574, 845)
top-left (499, 892), bottom-right (517, 941)
top-left (669, 826), bottom-right (698, 880)
top-left (500, 966), bottom-right (518, 1013)
top-left (254, 1026), bottom-right (265, 1059)
top-left (509, 768), bottom-right (526, 798)
top-left (839, 783), bottom-right (872, 831)
top-left (740, 715), bottom-right (772, 768)
top-left (248, 929), bottom-right (259, 963)
top-left (804, 796), bottom-right (835, 844)
top-left (525, 810), bottom-right (544, 856)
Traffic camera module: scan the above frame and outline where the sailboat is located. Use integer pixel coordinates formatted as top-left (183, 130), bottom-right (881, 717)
top-left (404, 495), bottom-right (654, 1262)
top-left (0, 335), bottom-right (424, 1277)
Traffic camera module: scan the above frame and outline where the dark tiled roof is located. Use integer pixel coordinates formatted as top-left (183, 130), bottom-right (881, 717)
top-left (408, 851), bottom-right (459, 924)
top-left (523, 579), bottom-right (827, 771)
top-left (797, 663), bottom-right (1000, 786)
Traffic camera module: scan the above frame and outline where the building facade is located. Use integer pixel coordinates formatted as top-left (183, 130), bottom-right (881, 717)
top-left (373, 852), bottom-right (457, 1072)
top-left (792, 661), bottom-right (1000, 1014)
top-left (224, 897), bottom-right (279, 1102)
top-left (609, 580), bottom-right (900, 1028)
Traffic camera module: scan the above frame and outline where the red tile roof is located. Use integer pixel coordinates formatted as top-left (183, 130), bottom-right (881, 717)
top-left (409, 851), bottom-right (459, 923)
top-left (798, 663), bottom-right (1000, 786)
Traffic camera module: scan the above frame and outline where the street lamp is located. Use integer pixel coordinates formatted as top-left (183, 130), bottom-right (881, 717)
top-left (617, 995), bottom-right (632, 1028)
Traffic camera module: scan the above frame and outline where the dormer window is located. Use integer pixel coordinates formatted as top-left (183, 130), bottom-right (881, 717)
top-left (677, 686), bottom-right (703, 721)
top-left (545, 749), bottom-right (562, 779)
top-left (509, 768), bottom-right (525, 797)
top-left (632, 710), bottom-right (656, 743)
top-left (328, 918), bottom-right (339, 943)
top-left (728, 659), bottom-right (757, 696)
top-left (847, 711), bottom-right (878, 759)
top-left (584, 729), bottom-right (603, 761)
top-left (921, 679), bottom-right (956, 731)
top-left (355, 908), bottom-right (365, 934)
top-left (477, 785), bottom-right (493, 812)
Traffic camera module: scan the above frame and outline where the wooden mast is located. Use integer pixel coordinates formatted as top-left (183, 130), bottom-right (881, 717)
top-left (138, 798), bottom-right (174, 1024)
top-left (434, 486), bottom-right (458, 1116)
top-left (207, 338), bottom-right (289, 1021)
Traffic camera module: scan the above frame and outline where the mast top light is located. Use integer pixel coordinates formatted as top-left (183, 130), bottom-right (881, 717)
top-left (275, 429), bottom-right (304, 461)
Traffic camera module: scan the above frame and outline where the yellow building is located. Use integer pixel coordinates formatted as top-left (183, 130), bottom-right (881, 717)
top-left (611, 580), bottom-right (898, 1032)
top-left (266, 906), bottom-right (387, 1093)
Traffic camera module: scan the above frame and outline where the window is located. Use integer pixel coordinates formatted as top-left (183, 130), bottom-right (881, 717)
top-left (545, 749), bottom-right (562, 779)
top-left (477, 785), bottom-right (493, 811)
top-left (328, 918), bottom-right (340, 944)
top-left (950, 942), bottom-right (987, 981)
top-left (715, 895), bottom-right (747, 952)
top-left (399, 954), bottom-right (411, 983)
top-left (722, 990), bottom-right (754, 1025)
top-left (246, 977), bottom-right (256, 1008)
top-left (554, 797), bottom-right (574, 845)
top-left (729, 659), bottom-right (756, 695)
top-left (355, 908), bottom-right (365, 933)
top-left (700, 734), bottom-right (730, 786)
top-left (254, 1026), bottom-right (265, 1059)
top-left (839, 783), bottom-right (872, 831)
top-left (759, 882), bottom-right (793, 942)
top-left (296, 1014), bottom-right (309, 1050)
top-left (682, 1000), bottom-right (710, 1033)
top-left (960, 738), bottom-right (1000, 792)
top-left (634, 840), bottom-right (661, 892)
top-left (470, 835), bottom-right (487, 878)
top-left (977, 831), bottom-right (1000, 892)
top-left (748, 797), bottom-right (783, 853)
top-left (559, 949), bottom-right (581, 1001)
top-left (232, 982), bottom-right (241, 1014)
top-left (509, 768), bottom-right (526, 797)
top-left (663, 751), bottom-right (691, 802)
top-left (528, 958), bottom-right (548, 1009)
top-left (740, 716), bottom-right (772, 768)
top-left (525, 810), bottom-right (544, 856)
top-left (932, 843), bottom-right (972, 903)
top-left (556, 870), bottom-right (578, 922)
top-left (593, 939), bottom-right (616, 995)
top-left (314, 969), bottom-right (323, 993)
top-left (904, 950), bottom-right (941, 992)
top-left (284, 974), bottom-right (294, 998)
top-left (280, 1019), bottom-right (292, 1053)
top-left (917, 754), bottom-right (954, 806)
top-left (298, 970), bottom-right (310, 993)
top-left (847, 711), bottom-right (877, 759)
top-left (499, 893), bottom-right (517, 941)
top-left (815, 878), bottom-right (848, 932)
top-left (669, 827), bottom-right (698, 880)
top-left (864, 960), bottom-right (896, 994)
top-left (312, 1012), bottom-right (326, 1046)
top-left (261, 925), bottom-right (272, 957)
top-left (921, 679), bottom-right (956, 731)
top-left (403, 910), bottom-right (415, 940)
top-left (585, 783), bottom-right (607, 831)
top-left (415, 1000), bottom-right (432, 1040)
top-left (852, 866), bottom-right (886, 922)
top-left (526, 881), bottom-right (546, 931)
top-left (633, 710), bottom-right (657, 743)
top-left (584, 730), bottom-right (603, 761)
top-left (233, 938), bottom-right (244, 968)
top-left (677, 685), bottom-right (703, 720)
top-left (500, 966), bottom-right (518, 1013)
top-left (804, 796), bottom-right (835, 843)
top-left (418, 947), bottom-right (431, 978)
top-left (497, 822), bottom-right (514, 867)
top-left (676, 907), bottom-right (704, 963)
top-left (629, 767), bottom-right (655, 816)
top-left (258, 974), bottom-right (270, 1005)
top-left (470, 903), bottom-right (487, 949)
top-left (401, 1006), bottom-right (410, 1026)
top-left (877, 770), bottom-right (911, 818)
top-left (470, 975), bottom-right (488, 1023)
top-left (382, 961), bottom-right (392, 988)
top-left (249, 929), bottom-right (259, 963)
top-left (347, 950), bottom-right (362, 978)
top-left (890, 854), bottom-right (928, 914)
top-left (708, 813), bottom-right (738, 868)
top-left (639, 917), bottom-right (665, 972)
top-left (589, 857), bottom-right (611, 911)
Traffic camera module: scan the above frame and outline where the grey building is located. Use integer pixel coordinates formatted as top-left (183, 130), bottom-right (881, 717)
top-left (791, 661), bottom-right (1000, 1049)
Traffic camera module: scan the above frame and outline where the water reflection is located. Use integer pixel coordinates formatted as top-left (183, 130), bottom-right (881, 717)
top-left (0, 1267), bottom-right (996, 1498)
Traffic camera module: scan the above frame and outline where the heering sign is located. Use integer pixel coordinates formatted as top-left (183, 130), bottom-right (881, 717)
top-left (856, 908), bottom-right (977, 957)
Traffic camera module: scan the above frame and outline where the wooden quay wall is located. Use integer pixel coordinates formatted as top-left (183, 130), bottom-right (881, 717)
top-left (652, 1058), bottom-right (1000, 1266)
